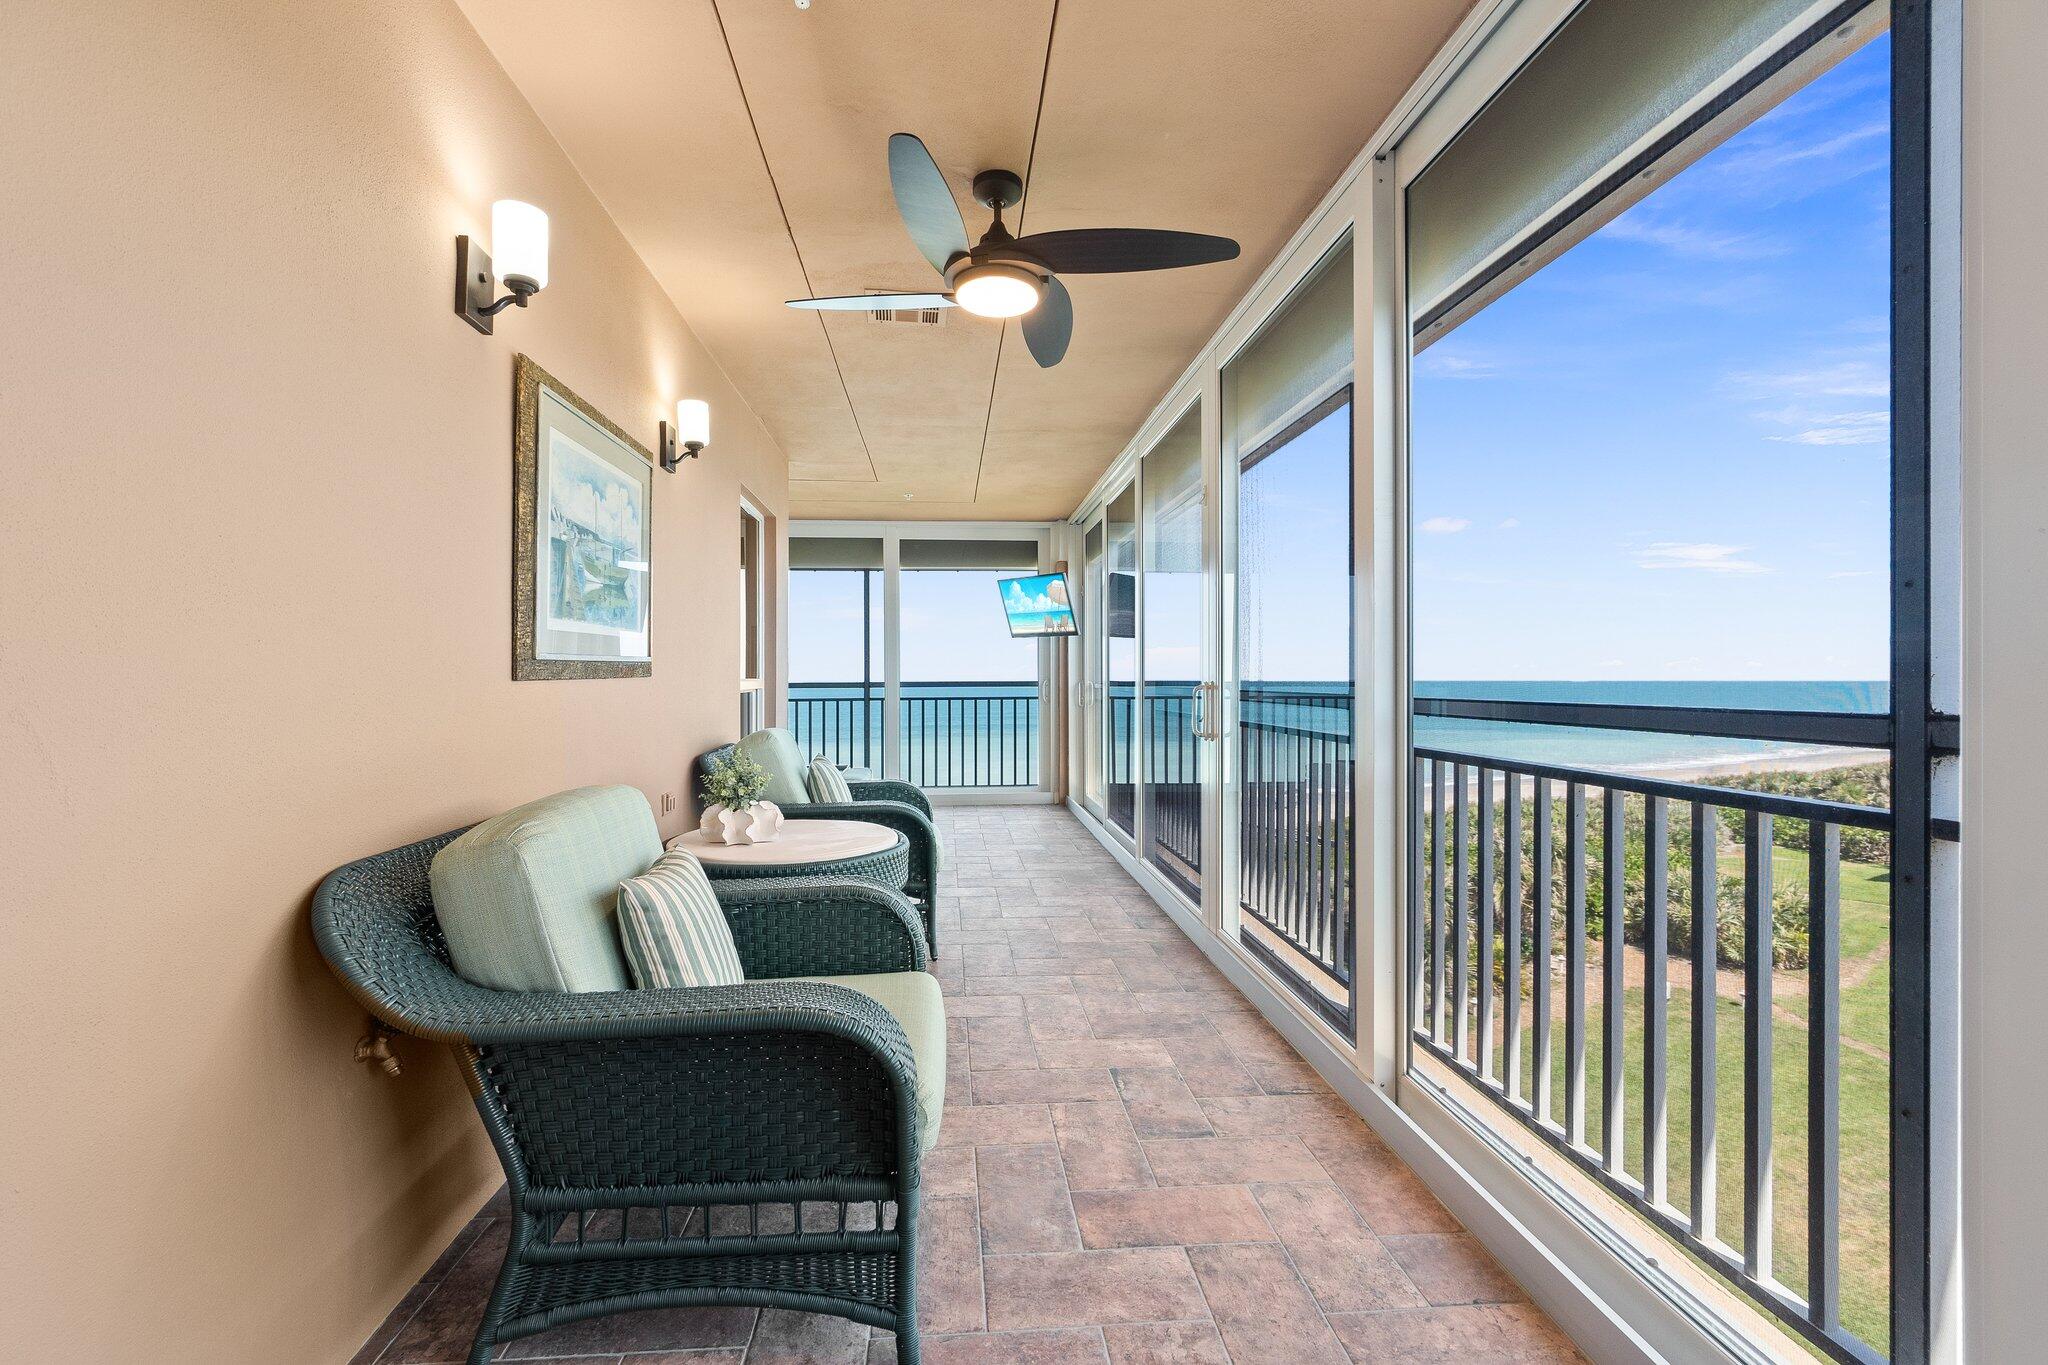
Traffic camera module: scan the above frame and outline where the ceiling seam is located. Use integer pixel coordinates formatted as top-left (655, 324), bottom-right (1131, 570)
top-left (972, 0), bottom-right (1062, 505)
top-left (708, 0), bottom-right (880, 485)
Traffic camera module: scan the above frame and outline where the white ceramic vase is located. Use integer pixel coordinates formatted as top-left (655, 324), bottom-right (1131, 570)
top-left (699, 800), bottom-right (784, 845)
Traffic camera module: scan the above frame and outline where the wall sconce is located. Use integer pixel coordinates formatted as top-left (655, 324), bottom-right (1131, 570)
top-left (660, 398), bottom-right (710, 472)
top-left (455, 200), bottom-right (549, 334)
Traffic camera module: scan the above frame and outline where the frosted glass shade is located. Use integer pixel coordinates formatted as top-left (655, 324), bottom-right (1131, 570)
top-left (953, 265), bottom-right (1041, 319)
top-left (491, 200), bottom-right (549, 290)
top-left (676, 398), bottom-right (710, 447)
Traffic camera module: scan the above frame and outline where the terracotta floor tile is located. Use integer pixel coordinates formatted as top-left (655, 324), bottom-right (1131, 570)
top-left (1099, 1319), bottom-right (1230, 1364)
top-left (1141, 1136), bottom-right (1328, 1186)
top-left (1199, 1094), bottom-right (1374, 1140)
top-left (1384, 1233), bottom-right (1528, 1306)
top-left (744, 1307), bottom-right (872, 1362)
top-left (495, 1305), bottom-right (758, 1357)
top-left (915, 1196), bottom-right (986, 1334)
top-left (922, 1145), bottom-right (978, 1200)
top-left (1112, 1067), bottom-right (1213, 1138)
top-left (1030, 1039), bottom-right (1176, 1070)
top-left (1250, 1182), bottom-right (1426, 1313)
top-left (867, 1328), bottom-right (1109, 1363)
top-left (1325, 1305), bottom-right (1518, 1362)
top-left (1303, 1130), bottom-right (1462, 1235)
top-left (968, 1037), bottom-right (1042, 1070)
top-left (936, 1104), bottom-right (1054, 1148)
top-left (1057, 1134), bottom-right (1157, 1192)
top-left (1175, 1060), bottom-right (1263, 1097)
top-left (982, 1248), bottom-right (1209, 1329)
top-left (977, 1144), bottom-right (1081, 1253)
top-left (1071, 1185), bottom-right (1273, 1248)
top-left (1186, 1242), bottom-right (1350, 1364)
top-left (1486, 1303), bottom-right (1589, 1362)
top-left (971, 1068), bottom-right (1120, 1106)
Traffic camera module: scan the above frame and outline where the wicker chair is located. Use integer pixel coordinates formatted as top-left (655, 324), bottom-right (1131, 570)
top-left (697, 743), bottom-right (941, 951)
top-left (313, 827), bottom-right (934, 1364)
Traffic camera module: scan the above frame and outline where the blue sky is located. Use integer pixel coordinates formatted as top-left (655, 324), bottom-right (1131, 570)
top-left (792, 34), bottom-right (1891, 687)
top-left (1411, 33), bottom-right (1892, 681)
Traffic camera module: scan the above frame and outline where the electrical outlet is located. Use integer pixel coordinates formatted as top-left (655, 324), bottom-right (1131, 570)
top-left (661, 792), bottom-right (676, 815)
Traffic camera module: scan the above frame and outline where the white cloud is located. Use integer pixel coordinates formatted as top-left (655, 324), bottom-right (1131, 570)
top-left (1768, 409), bottom-right (1889, 446)
top-left (1497, 517), bottom-right (1520, 530)
top-left (1419, 516), bottom-right (1471, 534)
top-left (1725, 358), bottom-right (1888, 402)
top-left (1601, 216), bottom-right (1787, 261)
top-left (1413, 348), bottom-right (1498, 381)
top-left (1635, 542), bottom-right (1770, 575)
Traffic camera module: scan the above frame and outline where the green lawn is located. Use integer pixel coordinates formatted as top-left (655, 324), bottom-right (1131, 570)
top-left (1445, 845), bottom-right (1894, 1357)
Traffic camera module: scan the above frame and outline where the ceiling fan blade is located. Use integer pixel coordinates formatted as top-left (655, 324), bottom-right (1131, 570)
top-left (786, 292), bottom-right (957, 311)
top-left (1022, 275), bottom-right (1072, 368)
top-left (888, 133), bottom-right (970, 275)
top-left (1010, 228), bottom-right (1240, 274)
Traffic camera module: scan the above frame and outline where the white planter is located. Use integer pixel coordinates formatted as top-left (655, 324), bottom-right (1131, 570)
top-left (699, 800), bottom-right (784, 845)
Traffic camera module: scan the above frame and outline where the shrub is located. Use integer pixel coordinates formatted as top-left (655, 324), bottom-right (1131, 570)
top-left (701, 750), bottom-right (772, 809)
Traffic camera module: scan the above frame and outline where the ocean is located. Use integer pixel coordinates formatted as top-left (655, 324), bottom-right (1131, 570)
top-left (788, 680), bottom-right (1890, 778)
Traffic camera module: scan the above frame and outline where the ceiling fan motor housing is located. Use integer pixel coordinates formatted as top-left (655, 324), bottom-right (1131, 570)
top-left (972, 168), bottom-right (1025, 210)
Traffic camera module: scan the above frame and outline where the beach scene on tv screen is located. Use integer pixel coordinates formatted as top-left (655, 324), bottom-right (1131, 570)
top-left (1002, 574), bottom-right (1075, 636)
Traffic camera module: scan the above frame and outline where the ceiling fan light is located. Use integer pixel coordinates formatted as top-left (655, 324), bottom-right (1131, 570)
top-left (953, 263), bottom-right (1042, 319)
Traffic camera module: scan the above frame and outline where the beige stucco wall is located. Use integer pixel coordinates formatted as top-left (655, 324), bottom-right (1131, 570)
top-left (0, 2), bottom-right (786, 1359)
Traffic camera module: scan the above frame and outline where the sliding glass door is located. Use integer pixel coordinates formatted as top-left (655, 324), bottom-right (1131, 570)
top-left (787, 529), bottom-right (1049, 791)
top-left (1222, 238), bottom-right (1356, 1032)
top-left (1079, 514), bottom-right (1108, 818)
top-left (1141, 403), bottom-right (1208, 900)
top-left (1102, 484), bottom-right (1139, 838)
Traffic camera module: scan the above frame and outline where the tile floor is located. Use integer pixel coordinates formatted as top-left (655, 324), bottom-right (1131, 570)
top-left (354, 805), bottom-right (1583, 1365)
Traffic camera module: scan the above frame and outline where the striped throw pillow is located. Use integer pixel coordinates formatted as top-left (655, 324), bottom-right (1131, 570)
top-left (807, 754), bottom-right (853, 803)
top-left (616, 848), bottom-right (743, 989)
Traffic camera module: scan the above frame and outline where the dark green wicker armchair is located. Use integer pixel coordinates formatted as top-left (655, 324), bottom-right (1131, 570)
top-left (697, 743), bottom-right (941, 951)
top-left (313, 827), bottom-right (932, 1364)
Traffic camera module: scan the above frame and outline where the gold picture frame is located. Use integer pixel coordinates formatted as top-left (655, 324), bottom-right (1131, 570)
top-left (512, 354), bottom-right (655, 680)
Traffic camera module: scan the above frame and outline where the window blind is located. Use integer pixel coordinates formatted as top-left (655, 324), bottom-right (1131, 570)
top-left (1226, 238), bottom-right (1353, 456)
top-left (1406, 0), bottom-right (1837, 328)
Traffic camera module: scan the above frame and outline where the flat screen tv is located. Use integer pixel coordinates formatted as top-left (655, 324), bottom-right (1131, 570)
top-left (995, 571), bottom-right (1078, 638)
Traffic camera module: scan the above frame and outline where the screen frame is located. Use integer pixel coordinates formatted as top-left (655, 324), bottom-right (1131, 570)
top-left (994, 571), bottom-right (1079, 639)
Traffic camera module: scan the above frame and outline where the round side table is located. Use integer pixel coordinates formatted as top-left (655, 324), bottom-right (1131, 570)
top-left (668, 818), bottom-right (911, 891)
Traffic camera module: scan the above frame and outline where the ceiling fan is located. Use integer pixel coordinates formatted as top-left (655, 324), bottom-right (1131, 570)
top-left (785, 133), bottom-right (1241, 367)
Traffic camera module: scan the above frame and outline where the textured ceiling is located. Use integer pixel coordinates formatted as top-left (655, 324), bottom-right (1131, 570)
top-left (456, 0), bottom-right (1471, 520)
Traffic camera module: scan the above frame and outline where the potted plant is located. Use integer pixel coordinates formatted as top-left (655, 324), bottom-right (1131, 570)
top-left (698, 750), bottom-right (784, 845)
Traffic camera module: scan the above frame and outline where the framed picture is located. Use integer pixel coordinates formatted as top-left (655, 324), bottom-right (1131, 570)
top-left (512, 354), bottom-right (654, 679)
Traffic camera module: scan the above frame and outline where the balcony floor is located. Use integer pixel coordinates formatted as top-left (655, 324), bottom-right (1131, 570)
top-left (355, 805), bottom-right (1582, 1365)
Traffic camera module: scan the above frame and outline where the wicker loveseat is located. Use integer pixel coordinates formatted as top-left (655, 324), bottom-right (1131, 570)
top-left (698, 737), bottom-right (941, 951)
top-left (312, 823), bottom-right (938, 1364)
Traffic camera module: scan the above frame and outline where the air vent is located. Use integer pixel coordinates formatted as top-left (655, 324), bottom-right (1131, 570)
top-left (866, 297), bottom-right (946, 326)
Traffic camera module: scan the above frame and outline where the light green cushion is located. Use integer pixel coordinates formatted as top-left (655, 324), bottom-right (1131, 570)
top-left (806, 754), bottom-right (854, 803)
top-left (617, 848), bottom-right (743, 990)
top-left (735, 727), bottom-right (812, 807)
top-left (430, 785), bottom-right (660, 993)
top-left (788, 971), bottom-right (946, 1153)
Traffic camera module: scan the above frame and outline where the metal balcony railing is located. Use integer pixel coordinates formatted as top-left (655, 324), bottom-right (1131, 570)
top-left (1407, 696), bottom-right (1926, 1365)
top-left (788, 683), bottom-right (1040, 789)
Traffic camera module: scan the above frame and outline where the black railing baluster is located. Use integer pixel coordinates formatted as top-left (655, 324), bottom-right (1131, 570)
top-left (1743, 810), bottom-right (1774, 1282)
top-left (1565, 782), bottom-right (1588, 1148)
top-left (1504, 774), bottom-right (1523, 1102)
top-left (1431, 757), bottom-right (1447, 1043)
top-left (1478, 768), bottom-right (1496, 1082)
top-left (1533, 777), bottom-right (1554, 1125)
top-left (1603, 788), bottom-right (1626, 1175)
top-left (1644, 795), bottom-right (1669, 1207)
top-left (1691, 800), bottom-right (1717, 1244)
top-left (1410, 757), bottom-right (1425, 1033)
top-left (1453, 767), bottom-right (1470, 1061)
top-left (1808, 820), bottom-right (1841, 1332)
